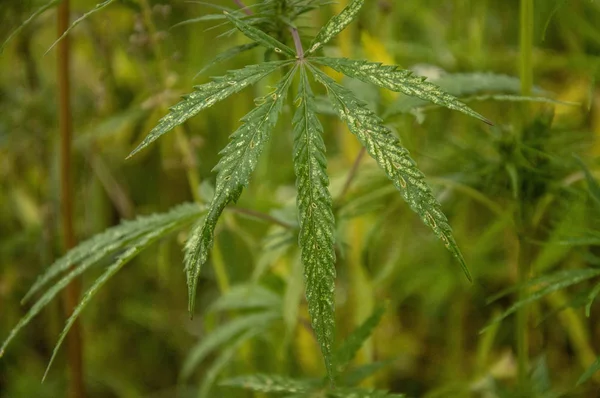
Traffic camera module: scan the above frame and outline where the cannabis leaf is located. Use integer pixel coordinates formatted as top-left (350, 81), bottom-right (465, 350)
top-left (307, 0), bottom-right (365, 55)
top-left (310, 66), bottom-right (471, 280)
top-left (184, 66), bottom-right (298, 315)
top-left (0, 203), bottom-right (204, 359)
top-left (224, 11), bottom-right (295, 57)
top-left (293, 67), bottom-right (337, 379)
top-left (313, 57), bottom-right (492, 125)
top-left (128, 60), bottom-right (292, 157)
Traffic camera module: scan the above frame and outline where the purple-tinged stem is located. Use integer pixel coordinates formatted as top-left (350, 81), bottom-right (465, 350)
top-left (233, 0), bottom-right (252, 15)
top-left (291, 27), bottom-right (304, 60)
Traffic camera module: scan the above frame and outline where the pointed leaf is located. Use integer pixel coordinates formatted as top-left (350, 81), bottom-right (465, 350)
top-left (128, 60), bottom-right (291, 157)
top-left (306, 0), bottom-right (365, 55)
top-left (224, 11), bottom-right (295, 57)
top-left (483, 268), bottom-right (600, 332)
top-left (334, 304), bottom-right (386, 376)
top-left (194, 43), bottom-right (260, 78)
top-left (585, 282), bottom-right (600, 317)
top-left (314, 58), bottom-right (491, 124)
top-left (221, 374), bottom-right (315, 394)
top-left (311, 66), bottom-right (471, 280)
top-left (180, 311), bottom-right (279, 380)
top-left (1, 0), bottom-right (61, 53)
top-left (42, 216), bottom-right (195, 380)
top-left (0, 204), bottom-right (203, 358)
top-left (329, 387), bottom-right (406, 398)
top-left (578, 356), bottom-right (600, 386)
top-left (292, 67), bottom-right (337, 379)
top-left (185, 66), bottom-right (298, 315)
top-left (46, 0), bottom-right (117, 54)
top-left (208, 284), bottom-right (282, 312)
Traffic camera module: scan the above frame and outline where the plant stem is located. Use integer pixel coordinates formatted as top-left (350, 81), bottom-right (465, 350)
top-left (338, 147), bottom-right (366, 202)
top-left (516, 0), bottom-right (534, 390)
top-left (57, 1), bottom-right (85, 397)
top-left (520, 0), bottom-right (534, 95)
top-left (234, 0), bottom-right (253, 16)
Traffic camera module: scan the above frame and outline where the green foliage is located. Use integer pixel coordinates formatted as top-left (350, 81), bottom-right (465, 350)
top-left (3, 0), bottom-right (600, 397)
top-left (293, 67), bottom-right (337, 379)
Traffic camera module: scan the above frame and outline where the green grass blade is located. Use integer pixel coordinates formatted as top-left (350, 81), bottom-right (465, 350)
top-left (329, 387), bottom-right (406, 398)
top-left (306, 0), bottom-right (365, 55)
top-left (585, 282), bottom-right (600, 317)
top-left (577, 356), bottom-right (600, 386)
top-left (45, 0), bottom-right (117, 54)
top-left (42, 216), bottom-right (195, 380)
top-left (221, 374), bottom-right (315, 394)
top-left (127, 60), bottom-right (291, 157)
top-left (334, 304), bottom-right (386, 376)
top-left (185, 66), bottom-right (298, 316)
top-left (180, 311), bottom-right (279, 380)
top-left (292, 67), bottom-right (337, 380)
top-left (310, 65), bottom-right (471, 281)
top-left (224, 11), bottom-right (295, 57)
top-left (1, 0), bottom-right (61, 53)
top-left (313, 58), bottom-right (491, 125)
top-left (482, 268), bottom-right (600, 332)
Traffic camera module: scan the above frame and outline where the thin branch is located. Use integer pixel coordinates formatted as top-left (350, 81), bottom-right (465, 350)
top-left (57, 0), bottom-right (85, 397)
top-left (233, 0), bottom-right (253, 16)
top-left (291, 27), bottom-right (304, 60)
top-left (338, 147), bottom-right (367, 201)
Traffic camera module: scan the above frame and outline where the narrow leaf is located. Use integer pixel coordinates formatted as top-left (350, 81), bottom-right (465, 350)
top-left (43, 216), bottom-right (194, 380)
top-left (194, 43), bottom-right (260, 79)
top-left (0, 204), bottom-right (203, 358)
top-left (311, 66), bottom-right (471, 280)
top-left (46, 0), bottom-right (117, 54)
top-left (585, 282), bottom-right (600, 317)
top-left (578, 356), bottom-right (600, 386)
top-left (208, 284), bottom-right (282, 312)
top-left (314, 58), bottom-right (491, 125)
top-left (574, 155), bottom-right (600, 208)
top-left (22, 203), bottom-right (203, 304)
top-left (185, 66), bottom-right (298, 316)
top-left (1, 0), bottom-right (61, 53)
top-left (180, 311), bottom-right (279, 380)
top-left (292, 67), bottom-right (337, 380)
top-left (483, 268), bottom-right (600, 332)
top-left (224, 11), bottom-right (295, 57)
top-left (306, 0), bottom-right (365, 55)
top-left (221, 374), bottom-right (314, 394)
top-left (329, 387), bottom-right (406, 398)
top-left (334, 304), bottom-right (386, 376)
top-left (128, 60), bottom-right (290, 157)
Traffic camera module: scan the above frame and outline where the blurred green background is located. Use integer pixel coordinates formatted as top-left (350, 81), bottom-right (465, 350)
top-left (1, 0), bottom-right (600, 397)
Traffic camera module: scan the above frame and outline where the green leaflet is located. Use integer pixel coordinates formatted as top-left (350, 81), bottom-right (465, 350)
top-left (221, 374), bottom-right (314, 394)
top-left (46, 0), bottom-right (117, 54)
top-left (313, 58), bottom-right (491, 125)
top-left (328, 388), bottom-right (406, 398)
top-left (0, 203), bottom-right (203, 358)
top-left (1, 0), bottom-right (61, 53)
top-left (208, 283), bottom-right (282, 312)
top-left (292, 67), bottom-right (337, 380)
top-left (185, 65), bottom-right (298, 316)
top-left (180, 311), bottom-right (280, 380)
top-left (334, 304), bottom-right (386, 377)
top-left (482, 268), bottom-right (600, 332)
top-left (128, 60), bottom-right (291, 157)
top-left (225, 11), bottom-right (296, 57)
top-left (42, 215), bottom-right (197, 380)
top-left (307, 0), bottom-right (365, 55)
top-left (578, 355), bottom-right (600, 386)
top-left (193, 43), bottom-right (260, 79)
top-left (310, 65), bottom-right (471, 281)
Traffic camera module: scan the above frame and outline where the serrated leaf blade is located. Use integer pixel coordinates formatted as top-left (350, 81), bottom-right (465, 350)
top-left (185, 66), bottom-right (298, 316)
top-left (128, 60), bottom-right (290, 157)
top-left (224, 11), bottom-right (295, 57)
top-left (314, 58), bottom-right (491, 124)
top-left (292, 67), bottom-right (337, 380)
top-left (307, 0), bottom-right (365, 55)
top-left (310, 65), bottom-right (471, 281)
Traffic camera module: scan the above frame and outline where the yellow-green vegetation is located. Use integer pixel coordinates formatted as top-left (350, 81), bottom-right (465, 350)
top-left (1, 1), bottom-right (600, 397)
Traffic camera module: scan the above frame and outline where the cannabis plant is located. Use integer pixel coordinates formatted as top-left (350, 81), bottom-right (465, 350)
top-left (2, 0), bottom-right (501, 394)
